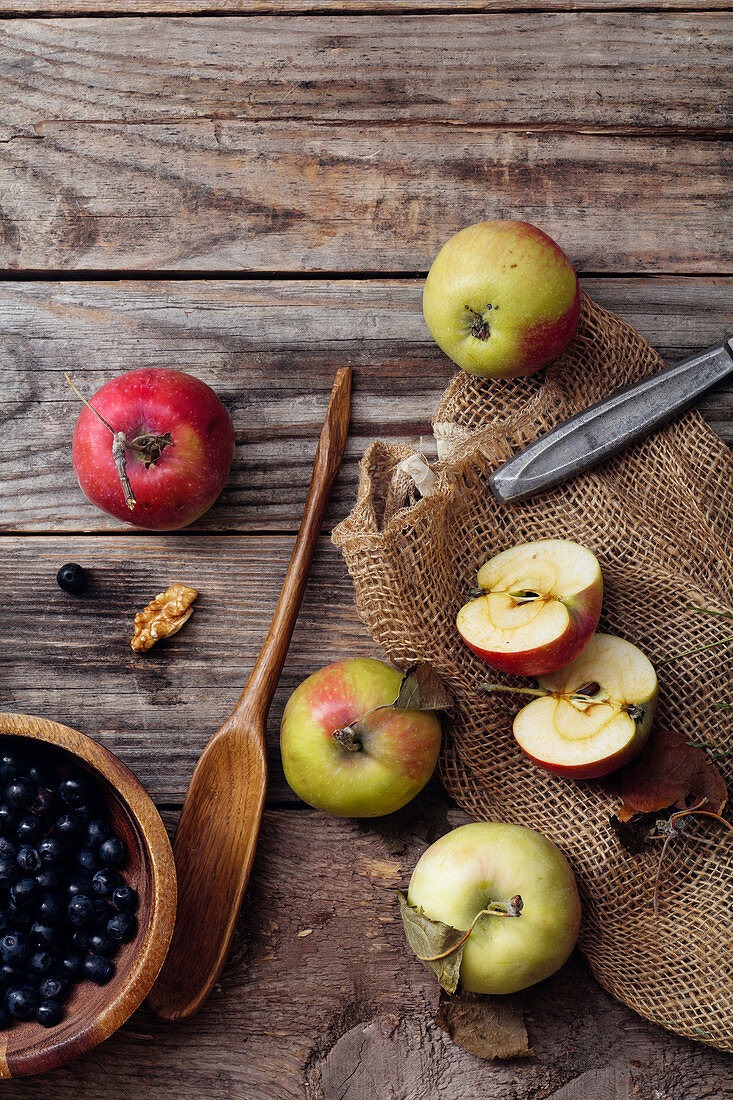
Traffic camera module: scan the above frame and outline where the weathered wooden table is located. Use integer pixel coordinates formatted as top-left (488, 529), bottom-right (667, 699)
top-left (0, 4), bottom-right (730, 1097)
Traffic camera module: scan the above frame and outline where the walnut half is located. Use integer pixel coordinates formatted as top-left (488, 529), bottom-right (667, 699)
top-left (131, 584), bottom-right (198, 652)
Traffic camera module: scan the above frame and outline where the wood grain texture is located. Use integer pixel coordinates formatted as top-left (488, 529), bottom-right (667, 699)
top-left (0, 125), bottom-right (729, 272)
top-left (0, 277), bottom-right (730, 533)
top-left (1, 1), bottom-right (730, 13)
top-left (0, 804), bottom-right (729, 1098)
top-left (0, 534), bottom-right (374, 803)
top-left (0, 714), bottom-right (176, 1077)
top-left (2, 15), bottom-right (729, 140)
top-left (149, 366), bottom-right (350, 1020)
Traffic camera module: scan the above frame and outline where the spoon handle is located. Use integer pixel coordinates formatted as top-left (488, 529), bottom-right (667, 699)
top-left (233, 366), bottom-right (352, 730)
top-left (147, 367), bottom-right (351, 1021)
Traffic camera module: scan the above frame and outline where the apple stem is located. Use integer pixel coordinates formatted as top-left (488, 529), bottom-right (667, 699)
top-left (332, 725), bottom-right (362, 752)
top-left (417, 895), bottom-right (524, 963)
top-left (65, 373), bottom-right (173, 511)
top-left (479, 683), bottom-right (548, 700)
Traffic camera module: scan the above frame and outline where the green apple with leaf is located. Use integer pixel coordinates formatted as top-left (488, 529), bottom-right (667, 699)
top-left (402, 822), bottom-right (581, 995)
top-left (280, 658), bottom-right (446, 817)
top-left (423, 220), bottom-right (580, 378)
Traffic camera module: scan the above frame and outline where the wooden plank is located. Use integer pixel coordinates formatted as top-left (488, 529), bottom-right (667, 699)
top-left (0, 805), bottom-right (728, 1098)
top-left (2, 15), bottom-right (729, 141)
top-left (1, 123), bottom-right (728, 273)
top-left (0, 277), bottom-right (730, 534)
top-left (1, 1), bottom-right (730, 13)
top-left (0, 534), bottom-right (380, 803)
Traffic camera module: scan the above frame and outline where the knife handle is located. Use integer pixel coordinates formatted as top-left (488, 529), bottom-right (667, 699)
top-left (490, 340), bottom-right (733, 504)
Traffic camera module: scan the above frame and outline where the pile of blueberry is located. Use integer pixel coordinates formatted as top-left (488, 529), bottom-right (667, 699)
top-left (0, 740), bottom-right (138, 1029)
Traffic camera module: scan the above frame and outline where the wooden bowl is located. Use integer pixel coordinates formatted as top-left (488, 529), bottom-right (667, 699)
top-left (0, 713), bottom-right (177, 1077)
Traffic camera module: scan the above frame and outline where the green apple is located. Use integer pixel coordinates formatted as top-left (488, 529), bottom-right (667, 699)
top-left (406, 822), bottom-right (581, 994)
top-left (423, 220), bottom-right (580, 378)
top-left (280, 658), bottom-right (442, 817)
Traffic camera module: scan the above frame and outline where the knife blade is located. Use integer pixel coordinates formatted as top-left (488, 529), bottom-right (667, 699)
top-left (489, 338), bottom-right (733, 504)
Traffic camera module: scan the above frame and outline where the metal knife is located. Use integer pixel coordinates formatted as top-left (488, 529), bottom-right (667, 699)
top-left (489, 338), bottom-right (733, 504)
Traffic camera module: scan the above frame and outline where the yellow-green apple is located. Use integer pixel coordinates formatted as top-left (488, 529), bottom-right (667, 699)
top-left (71, 367), bottom-right (235, 530)
top-left (423, 220), bottom-right (580, 378)
top-left (457, 539), bottom-right (602, 676)
top-left (406, 822), bottom-right (581, 994)
top-left (513, 633), bottom-right (658, 779)
top-left (280, 658), bottom-right (442, 817)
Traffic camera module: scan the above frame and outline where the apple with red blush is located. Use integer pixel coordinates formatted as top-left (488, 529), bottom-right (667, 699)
top-left (70, 367), bottom-right (235, 530)
top-left (280, 658), bottom-right (443, 817)
top-left (457, 539), bottom-right (603, 676)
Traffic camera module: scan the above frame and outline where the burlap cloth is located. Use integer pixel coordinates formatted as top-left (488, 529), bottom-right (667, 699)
top-left (333, 292), bottom-right (733, 1051)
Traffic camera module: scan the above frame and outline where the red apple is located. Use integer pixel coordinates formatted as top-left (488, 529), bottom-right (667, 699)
top-left (513, 633), bottom-right (658, 778)
top-left (71, 368), bottom-right (235, 530)
top-left (280, 658), bottom-right (442, 817)
top-left (422, 220), bottom-right (580, 378)
top-left (457, 539), bottom-right (602, 676)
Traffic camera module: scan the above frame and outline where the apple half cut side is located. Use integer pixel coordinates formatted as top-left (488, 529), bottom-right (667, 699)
top-left (513, 633), bottom-right (658, 779)
top-left (457, 539), bottom-right (603, 676)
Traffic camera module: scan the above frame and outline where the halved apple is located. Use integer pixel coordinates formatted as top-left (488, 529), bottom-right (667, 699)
top-left (457, 539), bottom-right (602, 675)
top-left (513, 633), bottom-right (658, 779)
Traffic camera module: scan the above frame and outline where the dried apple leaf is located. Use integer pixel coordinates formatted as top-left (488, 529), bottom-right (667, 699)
top-left (436, 990), bottom-right (532, 1061)
top-left (394, 663), bottom-right (453, 712)
top-left (398, 892), bottom-right (465, 995)
top-left (612, 727), bottom-right (728, 822)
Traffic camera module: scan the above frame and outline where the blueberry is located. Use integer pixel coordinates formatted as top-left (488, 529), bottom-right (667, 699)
top-left (28, 950), bottom-right (54, 978)
top-left (76, 847), bottom-right (100, 873)
top-left (35, 868), bottom-right (62, 891)
top-left (0, 913), bottom-right (8, 936)
top-left (89, 931), bottom-right (117, 958)
top-left (111, 885), bottom-right (138, 912)
top-left (0, 753), bottom-right (23, 782)
top-left (91, 898), bottom-right (111, 927)
top-left (10, 877), bottom-right (38, 908)
top-left (57, 563), bottom-right (87, 595)
top-left (37, 893), bottom-right (64, 925)
top-left (0, 837), bottom-right (16, 859)
top-left (92, 868), bottom-right (121, 897)
top-left (0, 857), bottom-right (19, 888)
top-left (29, 785), bottom-right (55, 816)
top-left (38, 836), bottom-right (69, 868)
top-left (15, 816), bottom-right (42, 844)
top-left (59, 953), bottom-right (84, 981)
top-left (99, 837), bottom-right (126, 869)
top-left (66, 871), bottom-right (92, 898)
top-left (0, 806), bottom-right (19, 838)
top-left (107, 912), bottom-right (137, 943)
top-left (59, 774), bottom-right (90, 807)
top-left (85, 819), bottom-right (111, 847)
top-left (17, 845), bottom-right (42, 873)
top-left (0, 963), bottom-right (24, 986)
top-left (84, 954), bottom-right (114, 985)
top-left (39, 976), bottom-right (69, 1004)
top-left (0, 932), bottom-right (28, 965)
top-left (5, 778), bottom-right (35, 810)
top-left (67, 894), bottom-right (94, 927)
top-left (30, 922), bottom-right (60, 952)
top-left (36, 998), bottom-right (63, 1027)
top-left (67, 928), bottom-right (89, 951)
top-left (56, 813), bottom-right (86, 844)
top-left (6, 985), bottom-right (36, 1020)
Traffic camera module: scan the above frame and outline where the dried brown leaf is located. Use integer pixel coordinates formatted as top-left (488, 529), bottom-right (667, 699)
top-left (436, 990), bottom-right (532, 1061)
top-left (394, 663), bottom-right (453, 712)
top-left (612, 727), bottom-right (727, 822)
top-left (398, 892), bottom-right (465, 995)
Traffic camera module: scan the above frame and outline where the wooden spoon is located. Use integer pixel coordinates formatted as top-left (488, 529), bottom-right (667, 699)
top-left (147, 366), bottom-right (351, 1021)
